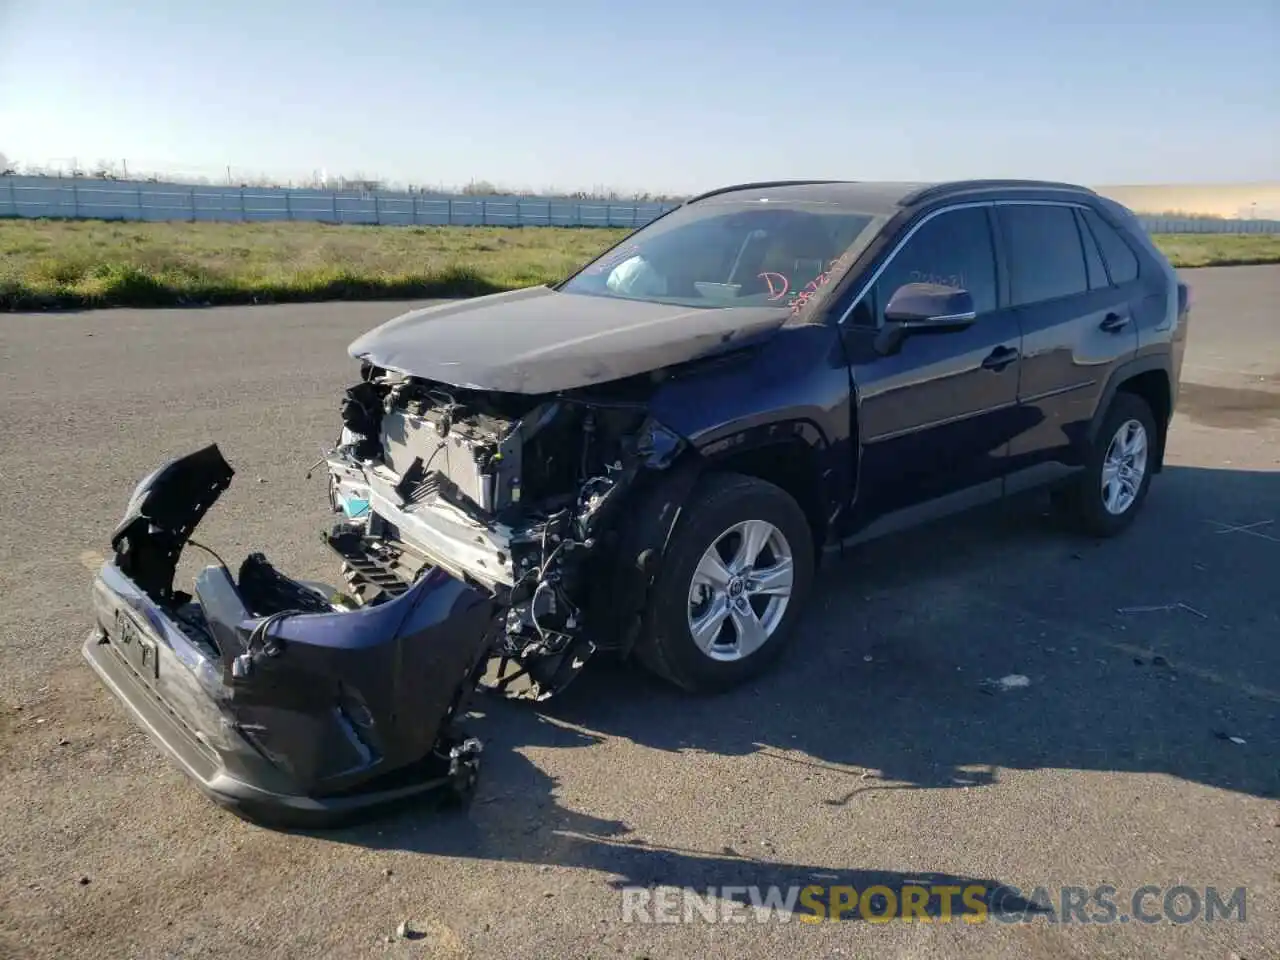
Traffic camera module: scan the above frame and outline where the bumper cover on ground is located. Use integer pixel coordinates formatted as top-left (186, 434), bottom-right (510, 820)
top-left (84, 444), bottom-right (499, 827)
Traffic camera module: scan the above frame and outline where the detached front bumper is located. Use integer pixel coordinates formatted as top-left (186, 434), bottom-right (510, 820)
top-left (85, 445), bottom-right (499, 828)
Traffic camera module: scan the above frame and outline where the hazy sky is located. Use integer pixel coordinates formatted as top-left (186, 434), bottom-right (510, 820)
top-left (1, 0), bottom-right (1276, 193)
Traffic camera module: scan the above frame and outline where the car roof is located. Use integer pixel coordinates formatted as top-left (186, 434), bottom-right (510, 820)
top-left (686, 179), bottom-right (1099, 216)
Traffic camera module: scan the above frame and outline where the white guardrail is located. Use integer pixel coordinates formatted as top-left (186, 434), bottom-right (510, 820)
top-left (2, 176), bottom-right (1278, 234)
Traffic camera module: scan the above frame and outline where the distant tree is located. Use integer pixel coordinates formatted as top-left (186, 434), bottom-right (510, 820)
top-left (339, 176), bottom-right (384, 193)
top-left (1141, 208), bottom-right (1226, 220)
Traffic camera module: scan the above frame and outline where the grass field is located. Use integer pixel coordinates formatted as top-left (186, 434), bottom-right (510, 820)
top-left (1, 218), bottom-right (1277, 310)
top-left (1143, 232), bottom-right (1280, 268)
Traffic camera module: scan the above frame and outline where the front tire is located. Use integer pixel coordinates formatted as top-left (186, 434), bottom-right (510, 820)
top-left (636, 473), bottom-right (815, 693)
top-left (1054, 392), bottom-right (1158, 537)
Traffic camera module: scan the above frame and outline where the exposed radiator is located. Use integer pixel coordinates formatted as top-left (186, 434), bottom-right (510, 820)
top-left (380, 408), bottom-right (522, 514)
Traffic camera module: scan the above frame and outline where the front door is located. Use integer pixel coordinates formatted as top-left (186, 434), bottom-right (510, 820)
top-left (842, 205), bottom-right (1026, 519)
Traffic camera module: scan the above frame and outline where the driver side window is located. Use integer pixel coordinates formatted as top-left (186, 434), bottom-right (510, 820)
top-left (852, 207), bottom-right (998, 326)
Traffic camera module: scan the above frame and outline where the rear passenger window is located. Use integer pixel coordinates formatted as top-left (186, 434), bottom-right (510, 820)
top-left (1076, 210), bottom-right (1109, 290)
top-left (868, 207), bottom-right (997, 320)
top-left (1082, 208), bottom-right (1140, 284)
top-left (1002, 205), bottom-right (1089, 306)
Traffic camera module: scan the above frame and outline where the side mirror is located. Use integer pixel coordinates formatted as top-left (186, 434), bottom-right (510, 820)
top-left (876, 283), bottom-right (976, 355)
top-left (885, 282), bottom-right (976, 327)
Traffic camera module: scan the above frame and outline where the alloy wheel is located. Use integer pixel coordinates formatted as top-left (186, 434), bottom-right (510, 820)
top-left (1101, 418), bottom-right (1149, 515)
top-left (686, 519), bottom-right (794, 662)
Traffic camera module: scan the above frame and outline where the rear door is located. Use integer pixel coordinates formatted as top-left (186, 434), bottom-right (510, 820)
top-left (996, 202), bottom-right (1140, 478)
top-left (843, 205), bottom-right (1024, 517)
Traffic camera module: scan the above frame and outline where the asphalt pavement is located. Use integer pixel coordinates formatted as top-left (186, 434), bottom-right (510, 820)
top-left (1, 266), bottom-right (1277, 959)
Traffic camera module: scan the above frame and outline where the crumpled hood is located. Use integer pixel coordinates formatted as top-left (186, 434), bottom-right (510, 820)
top-left (347, 286), bottom-right (789, 394)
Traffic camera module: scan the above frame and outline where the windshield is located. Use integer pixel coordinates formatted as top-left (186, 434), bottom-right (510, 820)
top-left (560, 201), bottom-right (877, 310)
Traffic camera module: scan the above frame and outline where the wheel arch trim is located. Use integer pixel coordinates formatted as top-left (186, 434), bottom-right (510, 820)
top-left (1087, 356), bottom-right (1174, 470)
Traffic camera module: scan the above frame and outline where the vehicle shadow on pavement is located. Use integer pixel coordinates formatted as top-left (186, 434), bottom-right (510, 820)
top-left (319, 464), bottom-right (1276, 903)
top-left (540, 463), bottom-right (1279, 799)
top-left (322, 718), bottom-right (1046, 921)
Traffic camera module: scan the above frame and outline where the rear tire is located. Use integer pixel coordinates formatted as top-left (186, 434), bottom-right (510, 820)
top-left (635, 473), bottom-right (814, 693)
top-left (1053, 392), bottom-right (1157, 537)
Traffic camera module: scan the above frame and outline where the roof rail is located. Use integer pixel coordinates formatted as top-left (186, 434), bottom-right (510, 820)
top-left (901, 179), bottom-right (1099, 206)
top-left (681, 179), bottom-right (855, 206)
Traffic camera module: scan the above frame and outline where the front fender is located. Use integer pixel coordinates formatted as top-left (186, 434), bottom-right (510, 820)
top-left (650, 321), bottom-right (847, 455)
top-left (642, 323), bottom-right (853, 536)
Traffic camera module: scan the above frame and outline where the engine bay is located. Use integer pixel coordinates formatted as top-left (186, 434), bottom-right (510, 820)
top-left (326, 363), bottom-right (684, 699)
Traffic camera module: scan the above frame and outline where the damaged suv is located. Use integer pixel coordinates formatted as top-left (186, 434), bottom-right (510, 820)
top-left (85, 179), bottom-right (1189, 823)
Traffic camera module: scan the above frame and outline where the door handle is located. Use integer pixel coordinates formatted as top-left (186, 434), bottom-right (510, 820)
top-left (1100, 312), bottom-right (1130, 333)
top-left (981, 346), bottom-right (1019, 372)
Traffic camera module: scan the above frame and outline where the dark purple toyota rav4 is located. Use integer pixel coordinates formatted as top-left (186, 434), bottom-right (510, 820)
top-left (85, 179), bottom-right (1190, 824)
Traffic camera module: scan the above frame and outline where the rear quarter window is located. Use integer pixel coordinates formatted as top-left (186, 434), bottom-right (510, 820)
top-left (1081, 207), bottom-right (1141, 284)
top-left (1076, 209), bottom-right (1110, 290)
